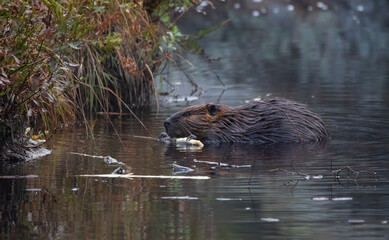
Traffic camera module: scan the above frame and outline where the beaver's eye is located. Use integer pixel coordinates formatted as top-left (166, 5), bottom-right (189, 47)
top-left (207, 104), bottom-right (219, 116)
top-left (183, 112), bottom-right (191, 117)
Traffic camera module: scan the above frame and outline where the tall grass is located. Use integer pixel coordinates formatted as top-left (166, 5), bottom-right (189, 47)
top-left (73, 0), bottom-right (203, 111)
top-left (0, 0), bottom-right (202, 160)
top-left (75, 0), bottom-right (161, 111)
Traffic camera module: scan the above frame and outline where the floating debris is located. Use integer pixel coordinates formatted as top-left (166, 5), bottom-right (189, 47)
top-left (193, 159), bottom-right (250, 168)
top-left (193, 159), bottom-right (229, 166)
top-left (287, 5), bottom-right (294, 12)
top-left (230, 164), bottom-right (251, 168)
top-left (312, 175), bottom-right (323, 179)
top-left (348, 219), bottom-right (365, 224)
top-left (78, 173), bottom-right (210, 180)
top-left (104, 156), bottom-right (119, 164)
top-left (161, 196), bottom-right (198, 200)
top-left (25, 147), bottom-right (52, 161)
top-left (111, 166), bottom-right (128, 174)
top-left (0, 175), bottom-right (39, 179)
top-left (71, 188), bottom-right (79, 191)
top-left (305, 175), bottom-right (323, 180)
top-left (312, 197), bottom-right (329, 201)
top-left (70, 152), bottom-right (123, 166)
top-left (25, 188), bottom-right (41, 192)
top-left (261, 217), bottom-right (280, 222)
top-left (313, 196), bottom-right (354, 201)
top-left (176, 137), bottom-right (204, 147)
top-left (71, 152), bottom-right (118, 161)
top-left (158, 134), bottom-right (204, 151)
top-left (332, 197), bottom-right (353, 201)
top-left (216, 197), bottom-right (242, 201)
top-left (27, 137), bottom-right (46, 144)
top-left (166, 96), bottom-right (199, 103)
top-left (173, 163), bottom-right (194, 173)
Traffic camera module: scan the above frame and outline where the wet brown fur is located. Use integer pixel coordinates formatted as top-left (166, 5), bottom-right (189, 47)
top-left (164, 97), bottom-right (329, 144)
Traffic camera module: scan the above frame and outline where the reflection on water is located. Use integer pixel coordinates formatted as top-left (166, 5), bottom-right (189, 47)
top-left (1, 1), bottom-right (389, 239)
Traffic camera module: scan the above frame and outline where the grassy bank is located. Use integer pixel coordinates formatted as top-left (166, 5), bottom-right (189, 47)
top-left (0, 0), bottom-right (203, 161)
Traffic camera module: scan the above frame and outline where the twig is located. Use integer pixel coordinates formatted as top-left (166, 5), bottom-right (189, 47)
top-left (0, 175), bottom-right (38, 179)
top-left (173, 61), bottom-right (201, 93)
top-left (268, 168), bottom-right (309, 178)
top-left (248, 158), bottom-right (257, 186)
top-left (78, 173), bottom-right (210, 180)
top-left (78, 83), bottom-right (126, 148)
top-left (145, 63), bottom-right (159, 114)
top-left (128, 135), bottom-right (159, 141)
top-left (205, 60), bottom-right (225, 88)
top-left (247, 186), bottom-right (258, 221)
top-left (78, 81), bottom-right (150, 134)
top-left (332, 166), bottom-right (377, 180)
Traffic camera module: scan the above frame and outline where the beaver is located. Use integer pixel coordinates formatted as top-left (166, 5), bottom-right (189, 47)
top-left (163, 97), bottom-right (329, 144)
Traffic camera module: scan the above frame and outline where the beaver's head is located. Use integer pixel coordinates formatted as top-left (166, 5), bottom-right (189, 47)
top-left (164, 103), bottom-right (231, 140)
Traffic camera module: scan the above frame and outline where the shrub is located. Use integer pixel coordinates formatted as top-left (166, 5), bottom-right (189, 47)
top-left (0, 0), bottom-right (201, 160)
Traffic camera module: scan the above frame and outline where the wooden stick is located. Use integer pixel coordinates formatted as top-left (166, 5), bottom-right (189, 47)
top-left (78, 174), bottom-right (210, 180)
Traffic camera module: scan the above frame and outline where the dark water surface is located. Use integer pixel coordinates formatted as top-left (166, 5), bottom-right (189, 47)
top-left (1, 1), bottom-right (389, 239)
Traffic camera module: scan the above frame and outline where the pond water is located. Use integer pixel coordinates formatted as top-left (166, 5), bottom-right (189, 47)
top-left (1, 1), bottom-right (389, 239)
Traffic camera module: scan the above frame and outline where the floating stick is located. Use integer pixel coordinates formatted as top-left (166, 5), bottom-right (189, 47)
top-left (78, 173), bottom-right (210, 180)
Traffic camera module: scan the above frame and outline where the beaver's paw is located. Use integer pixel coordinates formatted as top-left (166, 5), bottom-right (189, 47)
top-left (158, 132), bottom-right (172, 143)
top-left (186, 134), bottom-right (197, 142)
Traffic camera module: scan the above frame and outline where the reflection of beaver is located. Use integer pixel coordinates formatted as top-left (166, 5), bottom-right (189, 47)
top-left (164, 141), bottom-right (328, 171)
top-left (163, 97), bottom-right (329, 144)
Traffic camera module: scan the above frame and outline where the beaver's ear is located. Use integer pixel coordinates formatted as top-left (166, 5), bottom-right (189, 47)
top-left (207, 104), bottom-right (219, 116)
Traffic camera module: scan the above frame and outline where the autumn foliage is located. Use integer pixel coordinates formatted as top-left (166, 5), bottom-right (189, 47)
top-left (0, 0), bottom-right (200, 160)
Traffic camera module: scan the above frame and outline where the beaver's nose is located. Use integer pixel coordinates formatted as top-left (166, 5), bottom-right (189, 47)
top-left (164, 120), bottom-right (171, 131)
